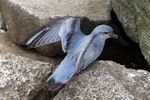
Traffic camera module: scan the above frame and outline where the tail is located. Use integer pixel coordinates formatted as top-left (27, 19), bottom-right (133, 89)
top-left (47, 56), bottom-right (76, 92)
top-left (46, 77), bottom-right (64, 92)
top-left (46, 70), bottom-right (75, 92)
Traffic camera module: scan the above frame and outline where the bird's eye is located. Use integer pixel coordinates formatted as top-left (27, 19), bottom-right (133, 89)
top-left (104, 32), bottom-right (108, 34)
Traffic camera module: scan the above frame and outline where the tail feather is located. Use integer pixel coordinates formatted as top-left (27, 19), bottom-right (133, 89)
top-left (47, 77), bottom-right (64, 92)
top-left (46, 56), bottom-right (76, 92)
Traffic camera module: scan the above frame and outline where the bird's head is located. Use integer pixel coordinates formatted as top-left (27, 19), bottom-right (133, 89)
top-left (92, 24), bottom-right (118, 40)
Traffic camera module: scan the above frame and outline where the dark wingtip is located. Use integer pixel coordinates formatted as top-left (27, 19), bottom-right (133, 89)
top-left (21, 37), bottom-right (29, 46)
top-left (20, 40), bottom-right (34, 49)
top-left (47, 78), bottom-right (64, 92)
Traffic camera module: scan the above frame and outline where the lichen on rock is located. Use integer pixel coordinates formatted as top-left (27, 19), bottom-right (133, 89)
top-left (111, 0), bottom-right (150, 65)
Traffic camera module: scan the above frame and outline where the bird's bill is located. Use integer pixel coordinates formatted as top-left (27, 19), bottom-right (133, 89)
top-left (109, 33), bottom-right (118, 39)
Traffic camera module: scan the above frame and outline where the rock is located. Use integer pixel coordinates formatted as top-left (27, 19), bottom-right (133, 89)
top-left (0, 51), bottom-right (53, 100)
top-left (54, 61), bottom-right (150, 100)
top-left (0, 27), bottom-right (62, 100)
top-left (0, 0), bottom-right (111, 56)
top-left (111, 1), bottom-right (150, 65)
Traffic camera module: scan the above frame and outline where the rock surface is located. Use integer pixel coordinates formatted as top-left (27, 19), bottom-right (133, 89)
top-left (0, 31), bottom-right (61, 100)
top-left (0, 0), bottom-right (111, 56)
top-left (54, 61), bottom-right (150, 100)
top-left (111, 0), bottom-right (150, 65)
top-left (0, 51), bottom-right (53, 100)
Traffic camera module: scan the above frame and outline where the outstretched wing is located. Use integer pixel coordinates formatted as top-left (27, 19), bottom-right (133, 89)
top-left (23, 16), bottom-right (69, 48)
top-left (23, 16), bottom-right (85, 53)
top-left (71, 34), bottom-right (100, 72)
top-left (58, 17), bottom-right (85, 52)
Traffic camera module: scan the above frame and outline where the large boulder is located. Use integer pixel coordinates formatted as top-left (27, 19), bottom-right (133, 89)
top-left (0, 0), bottom-right (111, 56)
top-left (54, 61), bottom-right (150, 100)
top-left (0, 29), bottom-right (60, 100)
top-left (111, 0), bottom-right (150, 65)
top-left (0, 51), bottom-right (53, 100)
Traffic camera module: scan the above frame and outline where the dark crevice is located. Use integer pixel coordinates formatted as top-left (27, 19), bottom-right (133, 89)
top-left (0, 14), bottom-right (7, 31)
top-left (78, 13), bottom-right (149, 71)
top-left (80, 17), bottom-right (109, 35)
top-left (98, 10), bottom-right (150, 71)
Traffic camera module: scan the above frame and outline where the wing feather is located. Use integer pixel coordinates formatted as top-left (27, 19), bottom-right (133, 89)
top-left (23, 16), bottom-right (85, 53)
top-left (71, 34), bottom-right (98, 72)
top-left (58, 17), bottom-right (85, 52)
top-left (23, 16), bottom-right (69, 48)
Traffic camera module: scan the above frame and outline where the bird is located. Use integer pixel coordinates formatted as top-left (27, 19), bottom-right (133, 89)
top-left (23, 16), bottom-right (118, 92)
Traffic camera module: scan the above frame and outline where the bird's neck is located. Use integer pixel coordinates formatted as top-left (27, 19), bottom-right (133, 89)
top-left (90, 34), bottom-right (106, 50)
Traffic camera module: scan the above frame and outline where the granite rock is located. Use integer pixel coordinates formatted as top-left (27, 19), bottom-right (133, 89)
top-left (0, 51), bottom-right (53, 100)
top-left (111, 0), bottom-right (150, 65)
top-left (0, 31), bottom-right (62, 100)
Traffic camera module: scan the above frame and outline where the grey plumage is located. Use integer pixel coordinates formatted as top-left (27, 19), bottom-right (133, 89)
top-left (23, 16), bottom-right (118, 92)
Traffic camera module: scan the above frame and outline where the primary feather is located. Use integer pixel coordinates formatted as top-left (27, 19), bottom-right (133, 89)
top-left (23, 16), bottom-right (85, 53)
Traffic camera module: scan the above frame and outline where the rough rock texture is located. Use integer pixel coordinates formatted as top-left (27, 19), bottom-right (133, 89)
top-left (111, 1), bottom-right (150, 65)
top-left (0, 31), bottom-right (62, 100)
top-left (0, 51), bottom-right (53, 100)
top-left (0, 0), bottom-right (111, 56)
top-left (54, 61), bottom-right (150, 100)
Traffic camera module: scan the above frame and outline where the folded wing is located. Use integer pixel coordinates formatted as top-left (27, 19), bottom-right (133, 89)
top-left (71, 34), bottom-right (99, 72)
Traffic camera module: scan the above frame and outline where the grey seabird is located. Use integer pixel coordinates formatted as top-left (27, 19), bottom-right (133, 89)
top-left (23, 16), bottom-right (118, 92)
